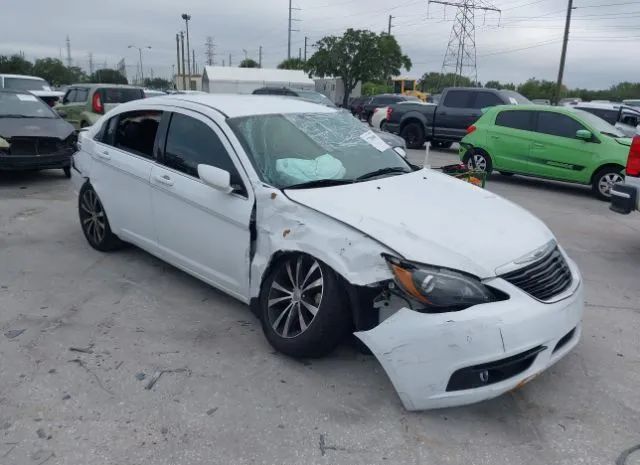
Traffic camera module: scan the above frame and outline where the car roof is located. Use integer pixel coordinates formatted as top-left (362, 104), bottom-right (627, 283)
top-left (490, 104), bottom-right (588, 115)
top-left (0, 74), bottom-right (46, 81)
top-left (0, 88), bottom-right (32, 94)
top-left (573, 101), bottom-right (622, 110)
top-left (69, 83), bottom-right (143, 89)
top-left (126, 93), bottom-right (337, 118)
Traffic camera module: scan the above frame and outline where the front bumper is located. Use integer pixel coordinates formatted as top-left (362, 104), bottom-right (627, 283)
top-left (355, 258), bottom-right (584, 410)
top-left (0, 151), bottom-right (72, 170)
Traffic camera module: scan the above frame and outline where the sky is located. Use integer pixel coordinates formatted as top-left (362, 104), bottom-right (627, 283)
top-left (2, 0), bottom-right (639, 89)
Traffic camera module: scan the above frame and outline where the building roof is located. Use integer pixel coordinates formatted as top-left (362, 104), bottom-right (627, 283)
top-left (135, 93), bottom-right (337, 118)
top-left (202, 66), bottom-right (314, 86)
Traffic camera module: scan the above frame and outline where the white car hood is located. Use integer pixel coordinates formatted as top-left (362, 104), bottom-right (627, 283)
top-left (285, 169), bottom-right (554, 278)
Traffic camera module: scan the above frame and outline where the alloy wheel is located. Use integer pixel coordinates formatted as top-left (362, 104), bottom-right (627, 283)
top-left (267, 256), bottom-right (324, 339)
top-left (468, 154), bottom-right (488, 171)
top-left (598, 172), bottom-right (623, 197)
top-left (80, 188), bottom-right (106, 245)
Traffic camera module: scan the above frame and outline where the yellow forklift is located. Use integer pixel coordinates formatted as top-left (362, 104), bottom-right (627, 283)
top-left (392, 78), bottom-right (428, 102)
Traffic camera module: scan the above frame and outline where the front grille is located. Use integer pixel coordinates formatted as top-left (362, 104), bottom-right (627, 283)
top-left (7, 137), bottom-right (63, 156)
top-left (501, 246), bottom-right (572, 301)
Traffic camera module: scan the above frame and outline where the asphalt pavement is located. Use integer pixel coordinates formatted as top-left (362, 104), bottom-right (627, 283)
top-left (1, 149), bottom-right (639, 465)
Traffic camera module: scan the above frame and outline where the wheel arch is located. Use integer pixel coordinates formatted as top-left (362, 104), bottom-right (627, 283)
top-left (590, 162), bottom-right (626, 184)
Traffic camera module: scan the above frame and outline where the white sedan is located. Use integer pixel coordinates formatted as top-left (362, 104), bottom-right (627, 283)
top-left (71, 94), bottom-right (583, 410)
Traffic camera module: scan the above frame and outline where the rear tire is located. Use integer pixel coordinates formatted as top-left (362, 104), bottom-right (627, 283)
top-left (260, 254), bottom-right (351, 358)
top-left (78, 182), bottom-right (124, 252)
top-left (401, 122), bottom-right (426, 149)
top-left (463, 149), bottom-right (493, 174)
top-left (592, 167), bottom-right (624, 201)
top-left (380, 120), bottom-right (388, 132)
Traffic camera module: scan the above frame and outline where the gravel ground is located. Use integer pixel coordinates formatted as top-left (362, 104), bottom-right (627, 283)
top-left (1, 150), bottom-right (639, 465)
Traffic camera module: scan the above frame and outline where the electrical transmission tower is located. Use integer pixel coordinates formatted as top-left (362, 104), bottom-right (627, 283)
top-left (88, 52), bottom-right (94, 75)
top-left (428, 0), bottom-right (500, 86)
top-left (287, 0), bottom-right (301, 59)
top-left (205, 36), bottom-right (216, 66)
top-left (65, 35), bottom-right (72, 68)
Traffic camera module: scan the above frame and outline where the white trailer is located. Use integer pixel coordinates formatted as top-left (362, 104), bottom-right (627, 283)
top-left (202, 66), bottom-right (315, 94)
top-left (314, 77), bottom-right (362, 106)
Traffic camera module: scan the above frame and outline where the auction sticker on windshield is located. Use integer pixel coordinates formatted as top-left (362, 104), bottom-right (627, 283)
top-left (360, 130), bottom-right (390, 152)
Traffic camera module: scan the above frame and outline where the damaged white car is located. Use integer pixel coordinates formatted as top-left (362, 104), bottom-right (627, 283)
top-left (71, 94), bottom-right (584, 410)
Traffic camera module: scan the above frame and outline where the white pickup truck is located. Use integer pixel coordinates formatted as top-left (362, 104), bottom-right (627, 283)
top-left (610, 129), bottom-right (640, 214)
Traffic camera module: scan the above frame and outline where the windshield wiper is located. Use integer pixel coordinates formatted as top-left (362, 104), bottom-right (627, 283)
top-left (284, 178), bottom-right (355, 190)
top-left (356, 167), bottom-right (411, 181)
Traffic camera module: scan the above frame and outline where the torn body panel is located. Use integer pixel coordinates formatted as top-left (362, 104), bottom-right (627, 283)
top-left (355, 259), bottom-right (584, 410)
top-left (249, 186), bottom-right (396, 300)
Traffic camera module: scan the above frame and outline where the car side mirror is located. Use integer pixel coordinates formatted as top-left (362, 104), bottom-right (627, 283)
top-left (198, 164), bottom-right (233, 194)
top-left (576, 129), bottom-right (592, 141)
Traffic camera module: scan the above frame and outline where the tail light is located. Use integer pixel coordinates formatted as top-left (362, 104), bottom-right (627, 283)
top-left (92, 92), bottom-right (104, 114)
top-left (627, 135), bottom-right (640, 177)
top-left (466, 125), bottom-right (477, 134)
top-left (386, 107), bottom-right (393, 121)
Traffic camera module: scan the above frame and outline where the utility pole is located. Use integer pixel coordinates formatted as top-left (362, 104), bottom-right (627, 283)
top-left (429, 0), bottom-right (501, 87)
top-left (554, 0), bottom-right (574, 105)
top-left (299, 48), bottom-right (302, 60)
top-left (180, 32), bottom-right (187, 89)
top-left (65, 35), bottom-right (72, 68)
top-left (192, 49), bottom-right (196, 75)
top-left (205, 36), bottom-right (216, 66)
top-left (176, 33), bottom-right (181, 81)
top-left (88, 52), bottom-right (94, 75)
top-left (182, 13), bottom-right (192, 77)
top-left (259, 46), bottom-right (263, 68)
top-left (229, 53), bottom-right (232, 67)
top-left (388, 15), bottom-right (394, 35)
top-left (304, 36), bottom-right (309, 61)
top-left (287, 0), bottom-right (301, 59)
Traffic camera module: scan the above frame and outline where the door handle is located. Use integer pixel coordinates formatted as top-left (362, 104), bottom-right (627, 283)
top-left (97, 150), bottom-right (111, 160)
top-left (154, 174), bottom-right (174, 186)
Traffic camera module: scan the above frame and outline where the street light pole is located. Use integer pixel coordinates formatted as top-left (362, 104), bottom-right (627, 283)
top-left (182, 14), bottom-right (192, 77)
top-left (128, 45), bottom-right (151, 84)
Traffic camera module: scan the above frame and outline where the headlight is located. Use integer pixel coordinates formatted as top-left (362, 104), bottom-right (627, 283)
top-left (383, 254), bottom-right (497, 311)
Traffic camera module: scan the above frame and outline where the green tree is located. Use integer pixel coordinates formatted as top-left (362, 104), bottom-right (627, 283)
top-left (239, 59), bottom-right (259, 68)
top-left (277, 58), bottom-right (306, 70)
top-left (484, 80), bottom-right (516, 91)
top-left (517, 78), bottom-right (561, 101)
top-left (305, 28), bottom-right (411, 107)
top-left (143, 77), bottom-right (172, 89)
top-left (32, 58), bottom-right (86, 86)
top-left (418, 72), bottom-right (472, 94)
top-left (362, 81), bottom-right (392, 96)
top-left (0, 54), bottom-right (33, 75)
top-left (90, 69), bottom-right (128, 84)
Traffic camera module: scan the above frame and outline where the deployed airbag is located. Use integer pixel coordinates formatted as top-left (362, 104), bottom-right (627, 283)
top-left (275, 154), bottom-right (346, 184)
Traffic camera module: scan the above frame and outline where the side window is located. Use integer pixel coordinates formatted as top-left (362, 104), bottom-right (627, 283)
top-left (112, 110), bottom-right (162, 158)
top-left (75, 88), bottom-right (88, 103)
top-left (64, 89), bottom-right (77, 104)
top-left (495, 111), bottom-right (535, 131)
top-left (442, 90), bottom-right (471, 108)
top-left (163, 113), bottom-right (244, 189)
top-left (536, 112), bottom-right (585, 139)
top-left (472, 92), bottom-right (504, 109)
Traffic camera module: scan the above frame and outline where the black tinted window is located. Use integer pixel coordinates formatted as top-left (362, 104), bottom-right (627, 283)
top-left (65, 89), bottom-right (77, 103)
top-left (536, 112), bottom-right (585, 138)
top-left (443, 90), bottom-right (471, 108)
top-left (164, 113), bottom-right (242, 187)
top-left (100, 88), bottom-right (144, 104)
top-left (112, 110), bottom-right (162, 158)
top-left (75, 88), bottom-right (88, 102)
top-left (576, 107), bottom-right (618, 125)
top-left (472, 92), bottom-right (503, 109)
top-left (495, 110), bottom-right (535, 131)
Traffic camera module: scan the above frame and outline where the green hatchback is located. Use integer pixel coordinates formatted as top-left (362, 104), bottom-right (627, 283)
top-left (459, 105), bottom-right (632, 199)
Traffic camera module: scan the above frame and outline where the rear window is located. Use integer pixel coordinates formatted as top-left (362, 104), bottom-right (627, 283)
top-left (3, 77), bottom-right (51, 92)
top-left (495, 110), bottom-right (535, 131)
top-left (100, 88), bottom-right (144, 104)
top-left (443, 90), bottom-right (472, 108)
top-left (575, 107), bottom-right (618, 126)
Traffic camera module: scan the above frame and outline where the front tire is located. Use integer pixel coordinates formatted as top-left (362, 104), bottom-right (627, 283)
top-left (463, 149), bottom-right (493, 174)
top-left (78, 182), bottom-right (124, 251)
top-left (401, 122), bottom-right (425, 149)
top-left (260, 254), bottom-right (350, 358)
top-left (592, 167), bottom-right (624, 201)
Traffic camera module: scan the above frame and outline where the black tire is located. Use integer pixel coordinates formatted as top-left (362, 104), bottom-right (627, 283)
top-left (463, 149), bottom-right (493, 174)
top-left (401, 122), bottom-right (426, 149)
top-left (592, 166), bottom-right (624, 201)
top-left (367, 113), bottom-right (373, 126)
top-left (260, 254), bottom-right (351, 358)
top-left (433, 140), bottom-right (453, 149)
top-left (63, 167), bottom-right (71, 178)
top-left (380, 120), bottom-right (388, 132)
top-left (78, 182), bottom-right (124, 252)
top-left (499, 171), bottom-right (514, 177)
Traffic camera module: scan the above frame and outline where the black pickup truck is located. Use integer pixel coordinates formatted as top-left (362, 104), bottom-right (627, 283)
top-left (385, 87), bottom-right (530, 149)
